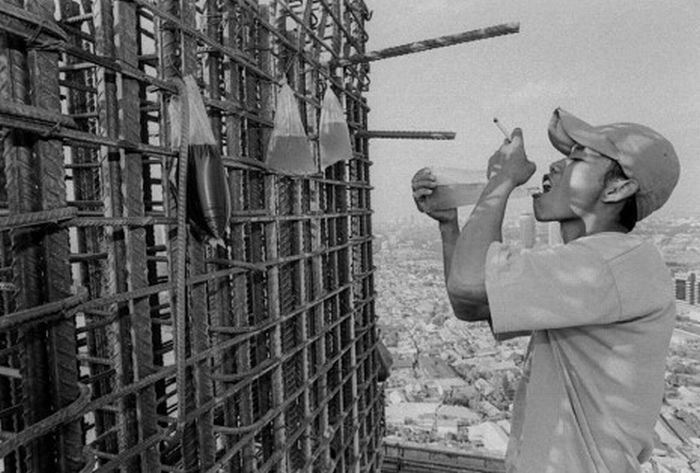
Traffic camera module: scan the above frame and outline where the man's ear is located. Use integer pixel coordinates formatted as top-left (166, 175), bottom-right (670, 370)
top-left (602, 178), bottom-right (639, 203)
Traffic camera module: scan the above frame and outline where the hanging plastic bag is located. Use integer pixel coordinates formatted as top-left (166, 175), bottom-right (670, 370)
top-left (265, 80), bottom-right (316, 176)
top-left (376, 338), bottom-right (393, 382)
top-left (169, 75), bottom-right (231, 242)
top-left (319, 87), bottom-right (353, 168)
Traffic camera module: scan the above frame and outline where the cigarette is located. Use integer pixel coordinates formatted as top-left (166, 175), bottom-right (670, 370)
top-left (493, 118), bottom-right (510, 140)
top-left (526, 186), bottom-right (540, 196)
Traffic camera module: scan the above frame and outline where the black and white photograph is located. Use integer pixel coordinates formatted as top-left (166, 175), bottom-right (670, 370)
top-left (0, 0), bottom-right (698, 472)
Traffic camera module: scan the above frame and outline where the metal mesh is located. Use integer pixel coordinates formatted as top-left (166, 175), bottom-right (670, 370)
top-left (0, 0), bottom-right (384, 472)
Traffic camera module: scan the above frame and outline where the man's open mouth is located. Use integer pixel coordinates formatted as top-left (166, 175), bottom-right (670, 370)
top-left (542, 175), bottom-right (552, 193)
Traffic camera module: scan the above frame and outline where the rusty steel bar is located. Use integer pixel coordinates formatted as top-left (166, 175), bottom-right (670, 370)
top-left (118, 0), bottom-right (161, 469)
top-left (357, 130), bottom-right (456, 140)
top-left (332, 22), bottom-right (520, 66)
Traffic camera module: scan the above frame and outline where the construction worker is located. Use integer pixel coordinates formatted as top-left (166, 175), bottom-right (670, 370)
top-left (412, 108), bottom-right (680, 473)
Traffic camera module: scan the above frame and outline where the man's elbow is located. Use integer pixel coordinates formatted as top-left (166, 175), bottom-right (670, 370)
top-left (446, 277), bottom-right (487, 304)
top-left (446, 279), bottom-right (489, 322)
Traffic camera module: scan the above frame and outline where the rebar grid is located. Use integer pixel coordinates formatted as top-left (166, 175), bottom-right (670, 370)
top-left (0, 0), bottom-right (383, 472)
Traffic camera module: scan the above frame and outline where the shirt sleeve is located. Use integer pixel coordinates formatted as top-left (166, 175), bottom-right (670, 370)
top-left (484, 241), bottom-right (622, 334)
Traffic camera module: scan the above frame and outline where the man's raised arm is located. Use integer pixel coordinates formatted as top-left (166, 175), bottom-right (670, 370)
top-left (446, 129), bottom-right (535, 320)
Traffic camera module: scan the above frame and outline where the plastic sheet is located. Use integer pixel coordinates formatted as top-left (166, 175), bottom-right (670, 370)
top-left (319, 88), bottom-right (353, 168)
top-left (265, 80), bottom-right (316, 175)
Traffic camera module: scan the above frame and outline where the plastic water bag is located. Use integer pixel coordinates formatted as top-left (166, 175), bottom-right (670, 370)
top-left (170, 76), bottom-right (231, 241)
top-left (265, 80), bottom-right (316, 176)
top-left (187, 144), bottom-right (230, 242)
top-left (420, 167), bottom-right (485, 212)
top-left (319, 88), bottom-right (353, 168)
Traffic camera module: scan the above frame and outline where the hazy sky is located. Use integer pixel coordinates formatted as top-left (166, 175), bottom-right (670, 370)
top-left (363, 0), bottom-right (700, 222)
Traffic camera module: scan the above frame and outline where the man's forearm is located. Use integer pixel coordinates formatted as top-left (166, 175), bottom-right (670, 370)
top-left (447, 174), bottom-right (516, 299)
top-left (441, 218), bottom-right (491, 323)
top-left (439, 219), bottom-right (460, 283)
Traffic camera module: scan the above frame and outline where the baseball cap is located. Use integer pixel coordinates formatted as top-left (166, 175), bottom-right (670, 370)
top-left (547, 107), bottom-right (680, 221)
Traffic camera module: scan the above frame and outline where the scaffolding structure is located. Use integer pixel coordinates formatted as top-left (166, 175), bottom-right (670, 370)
top-left (0, 0), bottom-right (384, 472)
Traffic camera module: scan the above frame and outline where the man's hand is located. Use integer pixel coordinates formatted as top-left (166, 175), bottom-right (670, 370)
top-left (412, 168), bottom-right (458, 224)
top-left (487, 128), bottom-right (536, 186)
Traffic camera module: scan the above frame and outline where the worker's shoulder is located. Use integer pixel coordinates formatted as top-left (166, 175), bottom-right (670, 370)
top-left (572, 231), bottom-right (661, 264)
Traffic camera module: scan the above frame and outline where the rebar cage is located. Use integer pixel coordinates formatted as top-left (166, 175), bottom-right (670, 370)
top-left (0, 0), bottom-right (384, 472)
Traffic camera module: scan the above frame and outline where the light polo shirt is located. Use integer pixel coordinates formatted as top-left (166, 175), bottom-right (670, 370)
top-left (485, 232), bottom-right (676, 473)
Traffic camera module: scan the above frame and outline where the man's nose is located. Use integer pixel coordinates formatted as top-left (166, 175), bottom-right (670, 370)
top-left (549, 159), bottom-right (567, 174)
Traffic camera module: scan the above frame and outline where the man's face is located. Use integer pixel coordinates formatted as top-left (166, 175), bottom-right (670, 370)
top-left (533, 145), bottom-right (613, 222)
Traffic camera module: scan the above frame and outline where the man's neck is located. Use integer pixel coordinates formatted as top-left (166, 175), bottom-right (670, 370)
top-left (559, 216), bottom-right (628, 243)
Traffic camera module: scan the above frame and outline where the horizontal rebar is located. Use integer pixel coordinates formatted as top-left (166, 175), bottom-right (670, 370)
top-left (0, 100), bottom-right (77, 129)
top-left (0, 366), bottom-right (21, 379)
top-left (332, 22), bottom-right (520, 66)
top-left (0, 288), bottom-right (88, 332)
top-left (0, 384), bottom-right (90, 457)
top-left (0, 207), bottom-right (78, 230)
top-left (356, 130), bottom-right (456, 140)
top-left (0, 0), bottom-right (68, 41)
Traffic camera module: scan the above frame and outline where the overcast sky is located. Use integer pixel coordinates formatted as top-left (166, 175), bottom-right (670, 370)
top-left (363, 0), bottom-right (700, 223)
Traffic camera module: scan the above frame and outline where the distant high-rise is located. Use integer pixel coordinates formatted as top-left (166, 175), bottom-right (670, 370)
top-left (519, 213), bottom-right (535, 248)
top-left (548, 222), bottom-right (563, 246)
top-left (687, 273), bottom-right (696, 305)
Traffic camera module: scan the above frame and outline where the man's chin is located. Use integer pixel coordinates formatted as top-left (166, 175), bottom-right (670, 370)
top-left (534, 214), bottom-right (556, 222)
top-left (532, 202), bottom-right (558, 222)
top-left (532, 199), bottom-right (547, 221)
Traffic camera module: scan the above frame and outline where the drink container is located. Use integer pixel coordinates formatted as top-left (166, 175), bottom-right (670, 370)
top-left (422, 167), bottom-right (485, 212)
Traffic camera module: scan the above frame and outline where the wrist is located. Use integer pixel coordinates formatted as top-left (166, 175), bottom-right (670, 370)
top-left (489, 172), bottom-right (519, 191)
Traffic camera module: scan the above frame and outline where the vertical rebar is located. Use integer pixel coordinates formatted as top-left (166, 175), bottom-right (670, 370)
top-left (92, 0), bottom-right (142, 470)
top-left (5, 20), bottom-right (51, 473)
top-left (5, 0), bottom-right (82, 470)
top-left (119, 0), bottom-right (161, 470)
top-left (295, 1), bottom-right (315, 468)
top-left (157, 5), bottom-right (184, 467)
top-left (202, 0), bottom-right (228, 470)
top-left (259, 5), bottom-right (288, 471)
top-left (28, 24), bottom-right (83, 473)
top-left (226, 2), bottom-right (256, 472)
top-left (341, 5), bottom-right (363, 470)
top-left (0, 28), bottom-right (20, 473)
top-left (308, 5), bottom-right (332, 470)
top-left (180, 8), bottom-right (199, 468)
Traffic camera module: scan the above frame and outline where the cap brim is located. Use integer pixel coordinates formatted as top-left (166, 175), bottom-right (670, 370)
top-left (547, 110), bottom-right (576, 154)
top-left (553, 108), bottom-right (621, 161)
